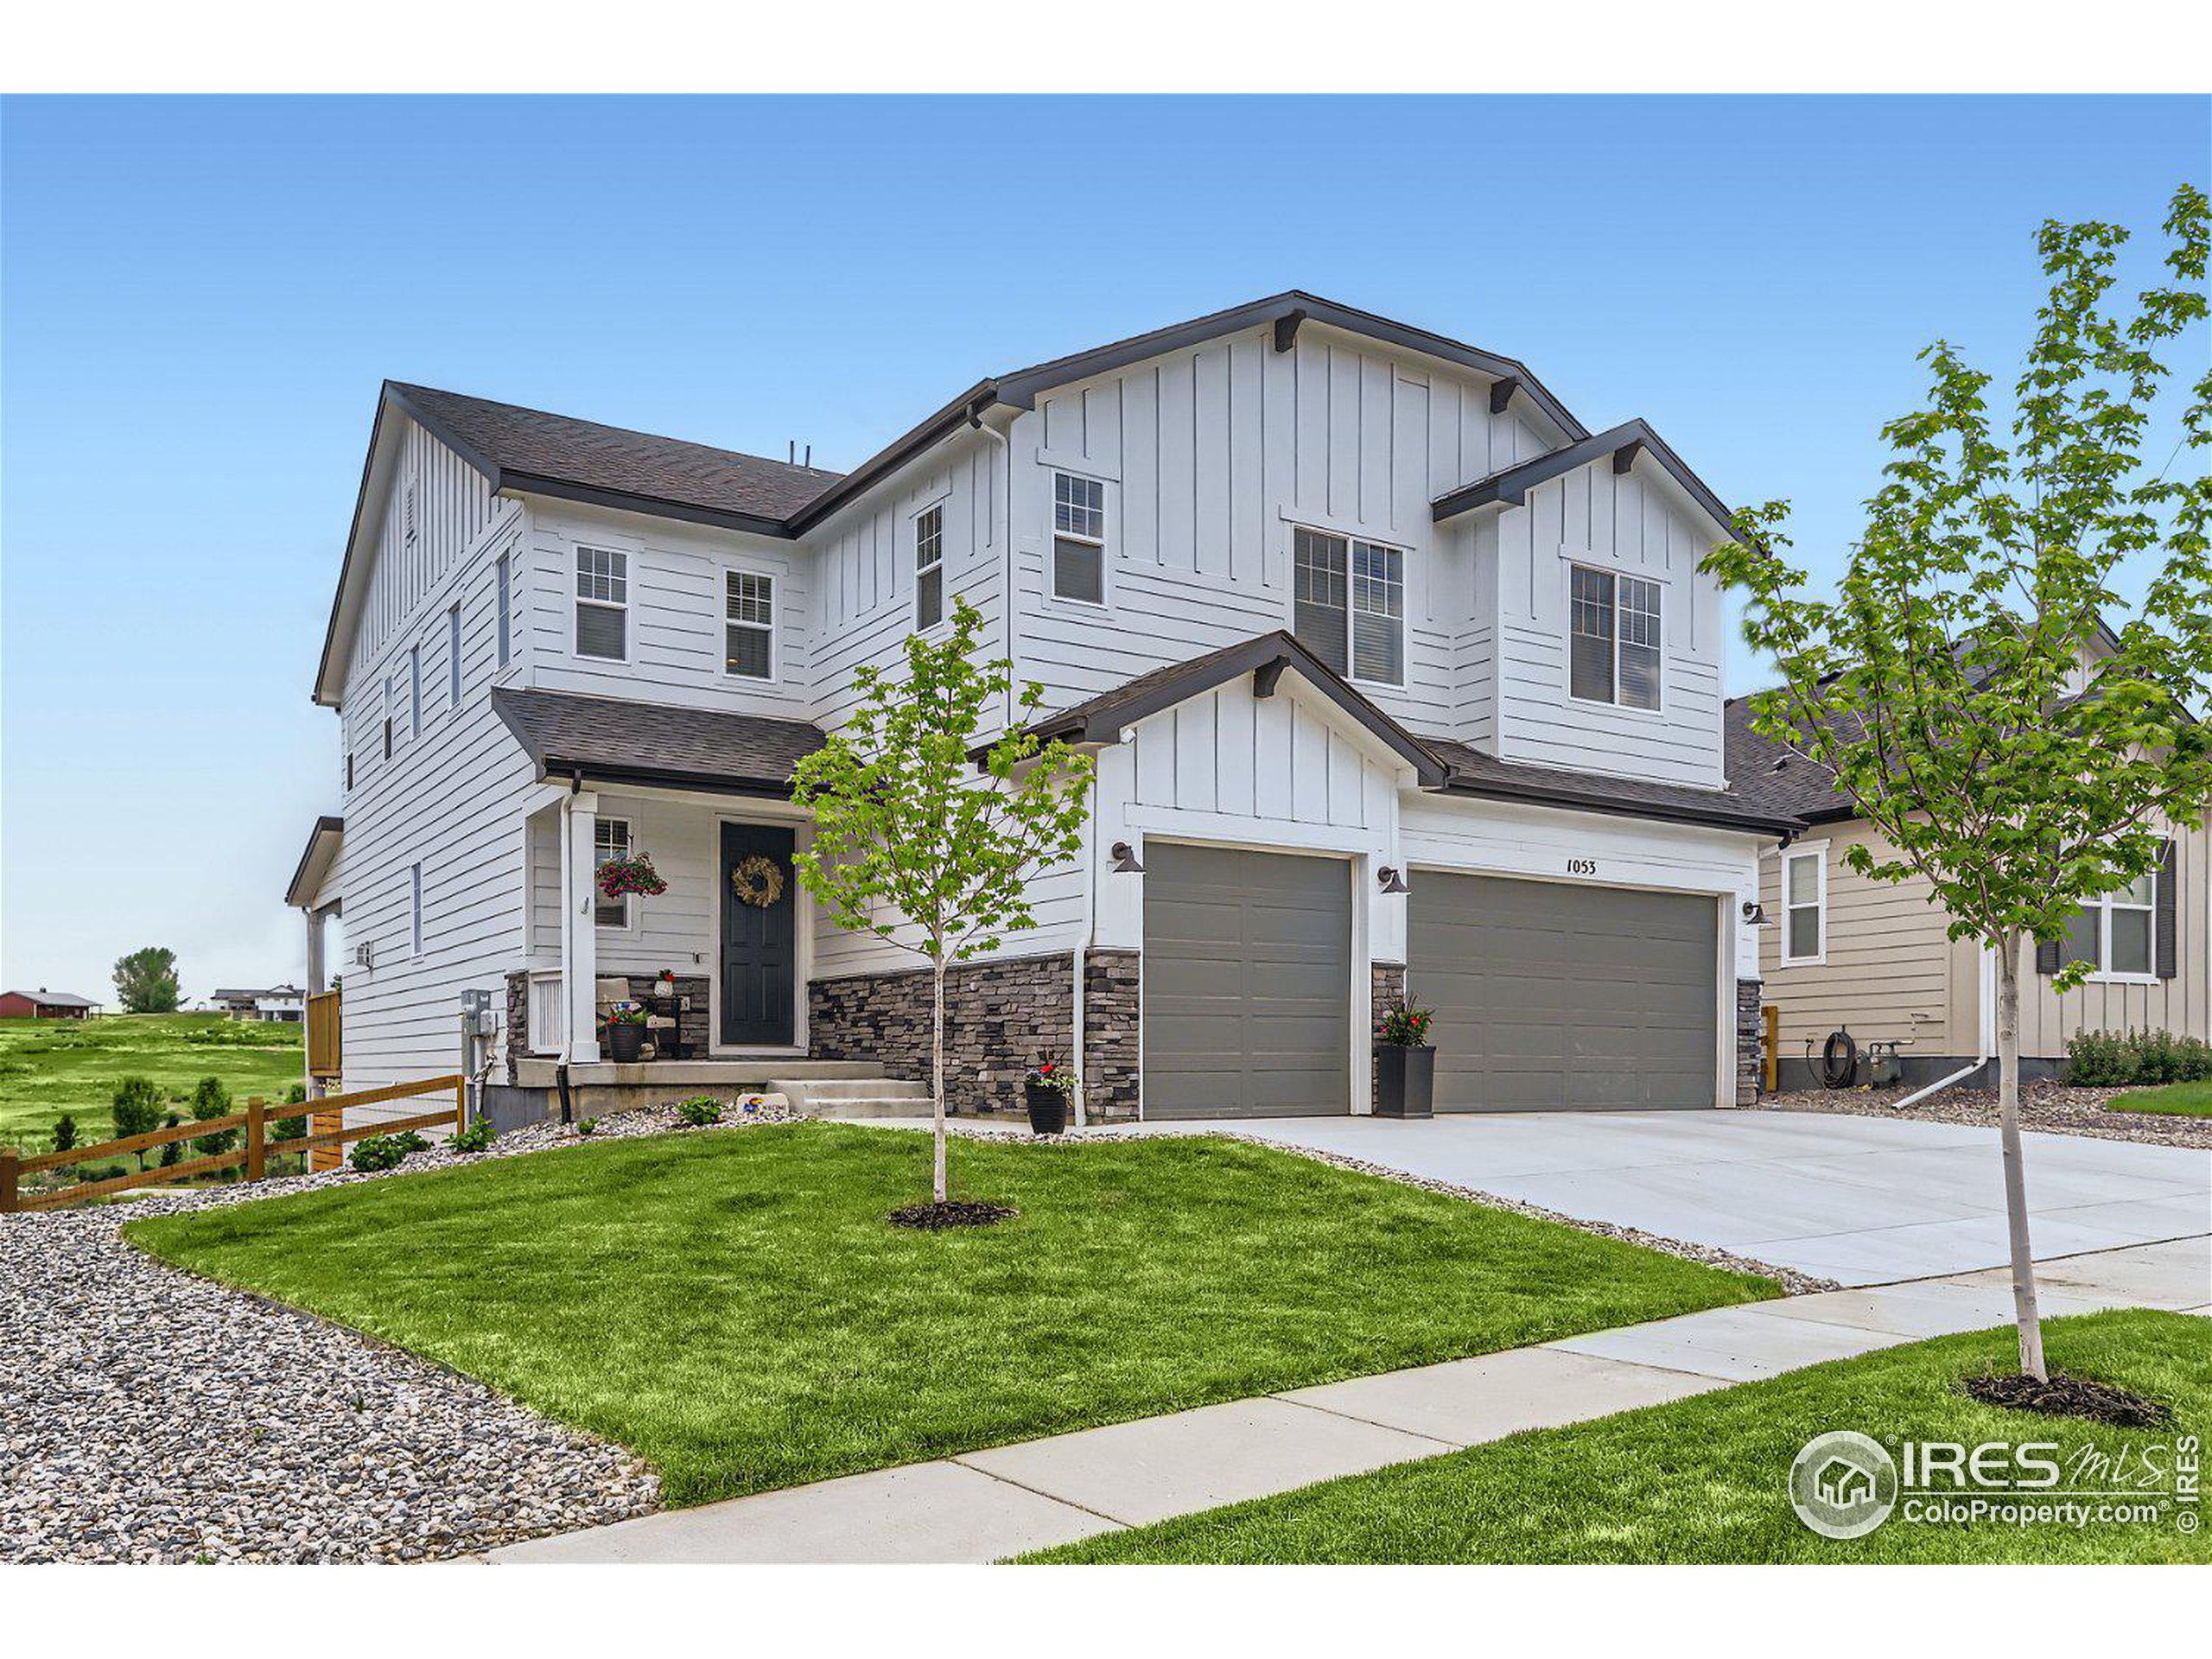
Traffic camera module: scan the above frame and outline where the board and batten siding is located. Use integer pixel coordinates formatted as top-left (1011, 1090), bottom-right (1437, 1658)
top-left (1758, 822), bottom-right (1964, 1065)
top-left (1482, 453), bottom-right (1727, 787)
top-left (1003, 322), bottom-right (1554, 745)
top-left (327, 423), bottom-right (543, 1107)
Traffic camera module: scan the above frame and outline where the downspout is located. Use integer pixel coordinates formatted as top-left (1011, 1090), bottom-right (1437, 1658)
top-left (1071, 777), bottom-right (1099, 1130)
top-left (1891, 941), bottom-right (1997, 1110)
top-left (555, 769), bottom-right (582, 1122)
top-left (967, 403), bottom-right (1016, 731)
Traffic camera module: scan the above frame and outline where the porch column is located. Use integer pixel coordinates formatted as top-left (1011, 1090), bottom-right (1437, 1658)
top-left (562, 790), bottom-right (602, 1062)
top-left (302, 906), bottom-right (321, 1095)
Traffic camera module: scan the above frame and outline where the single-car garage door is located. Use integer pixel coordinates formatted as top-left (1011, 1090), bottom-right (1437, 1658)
top-left (1143, 842), bottom-right (1352, 1118)
top-left (1410, 874), bottom-right (1718, 1111)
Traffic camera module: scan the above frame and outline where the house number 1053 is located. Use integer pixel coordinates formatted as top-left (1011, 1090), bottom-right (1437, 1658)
top-left (1566, 858), bottom-right (1598, 876)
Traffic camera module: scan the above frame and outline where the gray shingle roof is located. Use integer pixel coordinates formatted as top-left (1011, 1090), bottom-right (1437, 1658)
top-left (1423, 736), bottom-right (1801, 834)
top-left (390, 384), bottom-right (843, 524)
top-left (6, 989), bottom-right (96, 1008)
top-left (1722, 695), bottom-right (1856, 822)
top-left (492, 687), bottom-right (824, 796)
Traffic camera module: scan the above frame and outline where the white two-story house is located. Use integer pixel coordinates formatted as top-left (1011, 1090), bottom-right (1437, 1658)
top-left (287, 293), bottom-right (1801, 1126)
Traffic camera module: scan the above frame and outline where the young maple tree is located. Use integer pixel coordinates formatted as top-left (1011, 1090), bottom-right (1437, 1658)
top-left (791, 594), bottom-right (1093, 1206)
top-left (1707, 185), bottom-right (2210, 1380)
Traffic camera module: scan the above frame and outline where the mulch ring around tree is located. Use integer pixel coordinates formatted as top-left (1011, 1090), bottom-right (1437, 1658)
top-left (1960, 1370), bottom-right (2174, 1428)
top-left (887, 1199), bottom-right (1020, 1231)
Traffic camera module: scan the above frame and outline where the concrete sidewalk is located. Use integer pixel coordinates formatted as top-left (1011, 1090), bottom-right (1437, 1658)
top-left (486, 1234), bottom-right (2209, 1564)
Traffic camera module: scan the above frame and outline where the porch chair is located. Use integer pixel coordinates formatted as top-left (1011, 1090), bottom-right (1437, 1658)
top-left (594, 976), bottom-right (673, 1062)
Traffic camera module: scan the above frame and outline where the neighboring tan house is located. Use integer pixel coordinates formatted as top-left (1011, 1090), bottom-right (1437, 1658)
top-left (1726, 681), bottom-right (2205, 1090)
top-left (288, 291), bottom-right (1805, 1128)
top-left (0, 989), bottom-right (98, 1020)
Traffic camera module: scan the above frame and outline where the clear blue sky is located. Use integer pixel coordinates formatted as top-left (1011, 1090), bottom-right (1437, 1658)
top-left (3, 94), bottom-right (2204, 1004)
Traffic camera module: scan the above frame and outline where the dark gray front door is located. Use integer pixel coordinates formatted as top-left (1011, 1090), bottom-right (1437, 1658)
top-left (1142, 842), bottom-right (1351, 1118)
top-left (720, 822), bottom-right (797, 1047)
top-left (1409, 873), bottom-right (1718, 1111)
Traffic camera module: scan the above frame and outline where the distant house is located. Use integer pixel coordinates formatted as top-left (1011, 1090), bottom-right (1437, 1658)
top-left (0, 988), bottom-right (99, 1020)
top-left (211, 986), bottom-right (307, 1024)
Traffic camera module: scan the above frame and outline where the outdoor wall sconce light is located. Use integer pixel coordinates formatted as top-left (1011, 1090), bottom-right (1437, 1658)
top-left (1741, 900), bottom-right (1770, 925)
top-left (1109, 842), bottom-right (1145, 874)
top-left (1377, 866), bottom-right (1411, 894)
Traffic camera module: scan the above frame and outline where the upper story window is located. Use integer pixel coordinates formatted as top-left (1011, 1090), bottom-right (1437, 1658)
top-left (1781, 848), bottom-right (1825, 966)
top-left (1052, 473), bottom-right (1106, 605)
top-left (448, 603), bottom-right (463, 708)
top-left (1569, 565), bottom-right (1662, 710)
top-left (593, 817), bottom-right (632, 929)
top-left (575, 546), bottom-right (627, 660)
top-left (409, 643), bottom-right (423, 737)
top-left (1293, 526), bottom-right (1404, 686)
top-left (495, 551), bottom-right (512, 667)
top-left (2061, 868), bottom-right (2156, 979)
top-left (382, 674), bottom-right (395, 760)
top-left (725, 570), bottom-right (774, 680)
top-left (914, 503), bottom-right (945, 631)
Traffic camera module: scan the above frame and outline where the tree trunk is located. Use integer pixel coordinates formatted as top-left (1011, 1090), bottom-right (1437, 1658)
top-left (931, 954), bottom-right (949, 1205)
top-left (1994, 932), bottom-right (2049, 1380)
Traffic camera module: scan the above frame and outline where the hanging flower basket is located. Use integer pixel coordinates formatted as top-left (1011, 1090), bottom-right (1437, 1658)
top-left (597, 853), bottom-right (669, 900)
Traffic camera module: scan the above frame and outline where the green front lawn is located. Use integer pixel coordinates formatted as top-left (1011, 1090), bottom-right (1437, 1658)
top-left (1026, 1310), bottom-right (2211, 1564)
top-left (2107, 1080), bottom-right (2212, 1118)
top-left (124, 1123), bottom-right (1775, 1506)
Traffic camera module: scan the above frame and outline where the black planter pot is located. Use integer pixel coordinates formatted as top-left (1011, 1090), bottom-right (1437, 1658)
top-left (606, 1021), bottom-right (645, 1064)
top-left (1375, 1044), bottom-right (1435, 1118)
top-left (1025, 1084), bottom-right (1071, 1136)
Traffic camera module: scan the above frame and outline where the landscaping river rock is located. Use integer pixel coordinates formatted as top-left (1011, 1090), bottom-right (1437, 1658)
top-left (0, 1100), bottom-right (792, 1564)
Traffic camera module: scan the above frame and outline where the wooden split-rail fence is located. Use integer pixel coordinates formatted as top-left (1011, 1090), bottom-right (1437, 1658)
top-left (0, 1075), bottom-right (464, 1214)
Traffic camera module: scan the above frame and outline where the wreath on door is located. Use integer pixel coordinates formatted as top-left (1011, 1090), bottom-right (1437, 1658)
top-left (730, 855), bottom-right (785, 909)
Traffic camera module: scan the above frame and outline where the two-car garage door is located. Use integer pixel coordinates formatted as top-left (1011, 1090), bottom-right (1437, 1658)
top-left (1410, 873), bottom-right (1719, 1111)
top-left (1141, 843), bottom-right (1719, 1117)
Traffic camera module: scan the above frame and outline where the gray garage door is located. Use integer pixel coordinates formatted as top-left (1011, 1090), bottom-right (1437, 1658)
top-left (1143, 842), bottom-right (1352, 1118)
top-left (1410, 874), bottom-right (1718, 1111)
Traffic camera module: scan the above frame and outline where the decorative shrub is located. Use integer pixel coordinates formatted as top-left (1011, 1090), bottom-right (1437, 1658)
top-left (1378, 1001), bottom-right (1434, 1046)
top-left (675, 1096), bottom-right (722, 1127)
top-left (158, 1116), bottom-right (183, 1167)
top-left (111, 1076), bottom-right (163, 1165)
top-left (350, 1129), bottom-right (432, 1173)
top-left (2065, 1027), bottom-right (2212, 1087)
top-left (450, 1117), bottom-right (497, 1154)
top-left (50, 1113), bottom-right (79, 1155)
top-left (350, 1135), bottom-right (406, 1173)
top-left (190, 1075), bottom-right (238, 1158)
top-left (576, 1116), bottom-right (600, 1137)
top-left (272, 1114), bottom-right (308, 1145)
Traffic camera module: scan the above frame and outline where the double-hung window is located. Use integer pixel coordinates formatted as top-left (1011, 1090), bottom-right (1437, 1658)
top-left (1569, 565), bottom-right (1662, 710)
top-left (914, 504), bottom-right (944, 630)
top-left (2061, 869), bottom-right (2157, 979)
top-left (1781, 848), bottom-right (1825, 965)
top-left (594, 817), bottom-right (632, 929)
top-left (1052, 473), bottom-right (1106, 605)
top-left (725, 570), bottom-right (774, 680)
top-left (575, 546), bottom-right (628, 660)
top-left (1292, 527), bottom-right (1405, 685)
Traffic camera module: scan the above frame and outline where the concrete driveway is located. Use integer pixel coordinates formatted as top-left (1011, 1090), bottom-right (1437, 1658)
top-left (1150, 1110), bottom-right (2212, 1287)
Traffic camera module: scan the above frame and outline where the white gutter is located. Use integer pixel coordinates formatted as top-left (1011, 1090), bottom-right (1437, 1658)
top-left (1892, 942), bottom-right (1996, 1109)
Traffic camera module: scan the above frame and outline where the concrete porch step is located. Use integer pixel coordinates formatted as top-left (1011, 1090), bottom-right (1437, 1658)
top-left (774, 1077), bottom-right (933, 1118)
